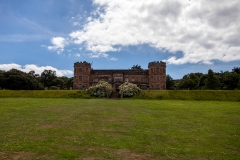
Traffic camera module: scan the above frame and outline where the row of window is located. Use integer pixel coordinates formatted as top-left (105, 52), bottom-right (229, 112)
top-left (150, 75), bottom-right (165, 82)
top-left (74, 68), bottom-right (89, 73)
top-left (150, 67), bottom-right (165, 73)
top-left (92, 77), bottom-right (146, 83)
top-left (76, 76), bottom-right (165, 82)
top-left (78, 76), bottom-right (88, 82)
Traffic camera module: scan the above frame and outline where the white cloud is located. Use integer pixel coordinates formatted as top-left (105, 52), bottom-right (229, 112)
top-left (87, 52), bottom-right (108, 58)
top-left (73, 22), bottom-right (80, 26)
top-left (74, 53), bottom-right (81, 57)
top-left (0, 63), bottom-right (73, 77)
top-left (47, 37), bottom-right (68, 54)
top-left (109, 57), bottom-right (117, 61)
top-left (0, 63), bottom-right (22, 71)
top-left (66, 0), bottom-right (240, 64)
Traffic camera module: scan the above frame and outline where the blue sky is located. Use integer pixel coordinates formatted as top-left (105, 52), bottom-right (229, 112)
top-left (1, 0), bottom-right (240, 79)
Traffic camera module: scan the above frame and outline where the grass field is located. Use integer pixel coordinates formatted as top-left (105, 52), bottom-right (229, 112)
top-left (0, 98), bottom-right (239, 159)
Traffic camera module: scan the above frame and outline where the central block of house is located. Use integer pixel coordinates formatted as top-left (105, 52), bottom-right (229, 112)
top-left (73, 61), bottom-right (166, 91)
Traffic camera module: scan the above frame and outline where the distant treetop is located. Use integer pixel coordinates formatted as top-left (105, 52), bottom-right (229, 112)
top-left (232, 67), bottom-right (240, 74)
top-left (130, 64), bottom-right (143, 70)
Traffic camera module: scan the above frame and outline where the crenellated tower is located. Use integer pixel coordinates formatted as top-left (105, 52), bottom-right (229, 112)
top-left (148, 61), bottom-right (166, 90)
top-left (73, 61), bottom-right (91, 89)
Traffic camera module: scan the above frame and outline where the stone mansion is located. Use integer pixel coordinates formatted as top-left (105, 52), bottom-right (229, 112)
top-left (73, 61), bottom-right (166, 91)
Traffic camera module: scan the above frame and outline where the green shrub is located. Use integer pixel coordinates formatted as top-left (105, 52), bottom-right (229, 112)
top-left (86, 81), bottom-right (113, 98)
top-left (50, 86), bottom-right (58, 90)
top-left (119, 82), bottom-right (141, 97)
top-left (37, 83), bottom-right (44, 90)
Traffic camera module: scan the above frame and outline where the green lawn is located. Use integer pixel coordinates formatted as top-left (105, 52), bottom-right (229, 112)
top-left (0, 98), bottom-right (239, 159)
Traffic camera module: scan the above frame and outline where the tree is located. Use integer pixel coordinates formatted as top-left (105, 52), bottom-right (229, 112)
top-left (28, 70), bottom-right (41, 82)
top-left (130, 64), bottom-right (143, 70)
top-left (51, 76), bottom-right (73, 89)
top-left (166, 74), bottom-right (174, 90)
top-left (40, 70), bottom-right (57, 88)
top-left (58, 76), bottom-right (70, 89)
top-left (193, 72), bottom-right (204, 78)
top-left (0, 70), bottom-right (5, 89)
top-left (119, 82), bottom-right (141, 98)
top-left (222, 72), bottom-right (240, 90)
top-left (86, 81), bottom-right (113, 98)
top-left (178, 79), bottom-right (197, 90)
top-left (52, 77), bottom-right (65, 89)
top-left (216, 71), bottom-right (224, 89)
top-left (205, 69), bottom-right (220, 90)
top-left (66, 77), bottom-right (73, 89)
top-left (198, 75), bottom-right (207, 89)
top-left (232, 67), bottom-right (240, 74)
top-left (28, 70), bottom-right (36, 77)
top-left (178, 73), bottom-right (199, 90)
top-left (2, 69), bottom-right (43, 90)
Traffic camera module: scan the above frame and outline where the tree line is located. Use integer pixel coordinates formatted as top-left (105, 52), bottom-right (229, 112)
top-left (0, 69), bottom-right (73, 90)
top-left (166, 67), bottom-right (240, 90)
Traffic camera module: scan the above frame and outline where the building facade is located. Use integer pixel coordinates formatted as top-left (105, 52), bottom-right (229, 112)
top-left (73, 61), bottom-right (166, 91)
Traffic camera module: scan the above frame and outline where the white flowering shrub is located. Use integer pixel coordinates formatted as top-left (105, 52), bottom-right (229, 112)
top-left (86, 81), bottom-right (113, 98)
top-left (119, 82), bottom-right (141, 97)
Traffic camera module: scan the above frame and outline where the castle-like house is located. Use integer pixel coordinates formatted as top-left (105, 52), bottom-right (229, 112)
top-left (73, 61), bottom-right (166, 91)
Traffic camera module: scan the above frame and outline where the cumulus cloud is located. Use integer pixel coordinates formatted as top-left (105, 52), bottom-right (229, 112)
top-left (109, 57), bottom-right (117, 61)
top-left (65, 0), bottom-right (240, 64)
top-left (87, 52), bottom-right (109, 58)
top-left (0, 63), bottom-right (73, 77)
top-left (0, 63), bottom-right (22, 71)
top-left (47, 37), bottom-right (68, 54)
top-left (74, 53), bottom-right (81, 57)
top-left (73, 22), bottom-right (80, 26)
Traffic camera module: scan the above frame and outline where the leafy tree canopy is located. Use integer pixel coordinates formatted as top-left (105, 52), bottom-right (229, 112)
top-left (130, 64), bottom-right (143, 70)
top-left (166, 74), bottom-right (174, 90)
top-left (205, 69), bottom-right (220, 90)
top-left (40, 70), bottom-right (57, 88)
top-left (1, 69), bottom-right (43, 90)
top-left (232, 67), bottom-right (240, 74)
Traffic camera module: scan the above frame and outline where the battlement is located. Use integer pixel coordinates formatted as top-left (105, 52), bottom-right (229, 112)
top-left (74, 61), bottom-right (91, 66)
top-left (148, 61), bottom-right (166, 67)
